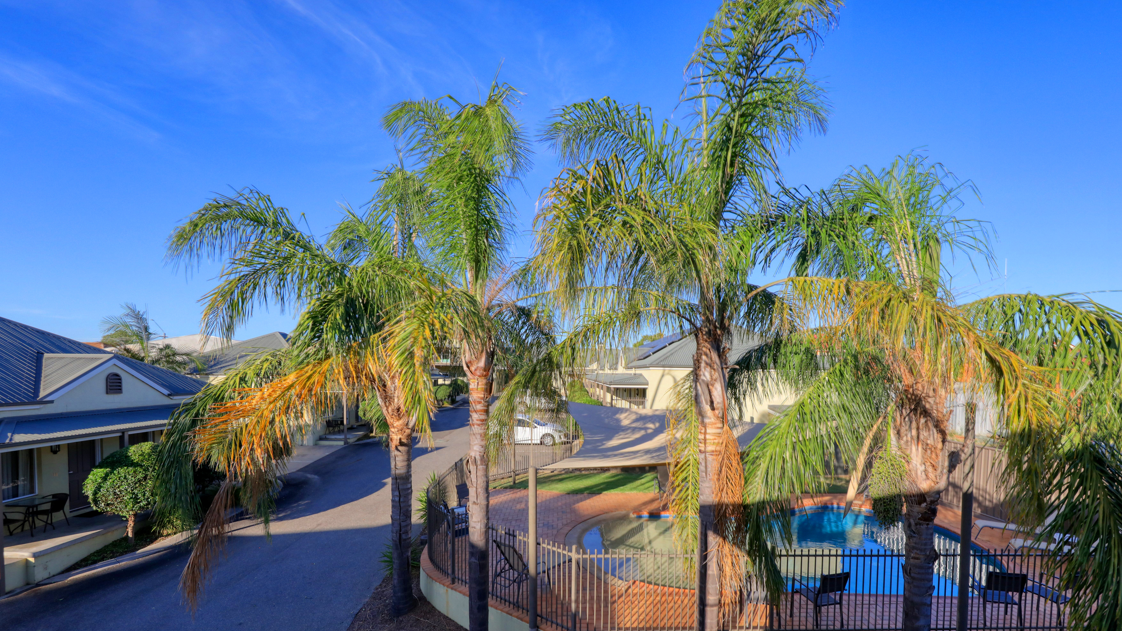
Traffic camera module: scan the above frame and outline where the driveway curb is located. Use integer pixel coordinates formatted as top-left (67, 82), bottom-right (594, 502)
top-left (3, 507), bottom-right (252, 599)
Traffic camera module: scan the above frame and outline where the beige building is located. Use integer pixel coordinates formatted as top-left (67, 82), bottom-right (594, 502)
top-left (0, 317), bottom-right (207, 520)
top-left (1, 317), bottom-right (209, 592)
top-left (582, 331), bottom-right (794, 421)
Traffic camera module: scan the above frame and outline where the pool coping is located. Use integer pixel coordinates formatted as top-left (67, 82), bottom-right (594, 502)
top-left (563, 510), bottom-right (638, 589)
top-left (560, 497), bottom-right (991, 555)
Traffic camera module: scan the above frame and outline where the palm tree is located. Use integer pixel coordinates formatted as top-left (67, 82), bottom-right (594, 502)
top-left (162, 180), bottom-right (434, 614)
top-left (735, 155), bottom-right (1122, 630)
top-left (383, 79), bottom-right (566, 631)
top-left (531, 1), bottom-right (837, 626)
top-left (101, 303), bottom-right (204, 374)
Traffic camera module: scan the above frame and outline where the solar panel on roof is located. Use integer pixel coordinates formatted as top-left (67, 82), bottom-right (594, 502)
top-left (633, 331), bottom-right (684, 360)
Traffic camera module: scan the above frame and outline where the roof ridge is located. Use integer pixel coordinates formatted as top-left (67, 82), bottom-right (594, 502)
top-left (42, 352), bottom-right (115, 359)
top-left (0, 316), bottom-right (109, 355)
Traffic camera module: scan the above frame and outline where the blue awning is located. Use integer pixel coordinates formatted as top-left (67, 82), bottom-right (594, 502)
top-left (0, 406), bottom-right (178, 450)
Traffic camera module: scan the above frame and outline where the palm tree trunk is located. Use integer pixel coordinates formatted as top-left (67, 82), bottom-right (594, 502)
top-left (894, 397), bottom-right (953, 631)
top-left (126, 513), bottom-right (136, 547)
top-left (379, 377), bottom-right (419, 617)
top-left (465, 348), bottom-right (495, 631)
top-left (693, 328), bottom-right (729, 631)
top-left (902, 491), bottom-right (941, 631)
top-left (389, 428), bottom-right (418, 616)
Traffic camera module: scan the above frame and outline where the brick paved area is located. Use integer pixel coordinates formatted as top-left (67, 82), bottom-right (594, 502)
top-left (490, 489), bottom-right (665, 543)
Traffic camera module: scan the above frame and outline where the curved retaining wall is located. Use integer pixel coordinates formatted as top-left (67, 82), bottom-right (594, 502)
top-left (420, 545), bottom-right (531, 631)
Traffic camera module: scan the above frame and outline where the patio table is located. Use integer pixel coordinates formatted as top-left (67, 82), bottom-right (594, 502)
top-left (4, 496), bottom-right (53, 537)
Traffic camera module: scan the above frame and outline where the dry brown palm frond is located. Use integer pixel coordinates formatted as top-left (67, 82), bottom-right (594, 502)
top-left (180, 479), bottom-right (237, 610)
top-left (178, 339), bottom-right (436, 611)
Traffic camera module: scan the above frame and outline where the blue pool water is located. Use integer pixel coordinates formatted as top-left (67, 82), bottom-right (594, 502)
top-left (582, 507), bottom-right (1000, 595)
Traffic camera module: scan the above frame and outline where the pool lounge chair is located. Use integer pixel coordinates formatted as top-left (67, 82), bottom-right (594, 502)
top-left (976, 517), bottom-right (1078, 551)
top-left (973, 519), bottom-right (1021, 537)
top-left (1008, 537), bottom-right (1073, 553)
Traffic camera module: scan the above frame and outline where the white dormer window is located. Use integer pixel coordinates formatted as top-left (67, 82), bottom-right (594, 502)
top-left (106, 372), bottom-right (123, 395)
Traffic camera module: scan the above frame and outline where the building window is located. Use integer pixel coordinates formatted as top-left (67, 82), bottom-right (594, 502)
top-left (128, 432), bottom-right (152, 446)
top-left (2, 450), bottom-right (36, 502)
top-left (106, 372), bottom-right (123, 394)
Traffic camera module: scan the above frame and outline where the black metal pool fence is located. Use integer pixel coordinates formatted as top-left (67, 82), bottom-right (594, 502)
top-left (425, 499), bottom-right (1071, 631)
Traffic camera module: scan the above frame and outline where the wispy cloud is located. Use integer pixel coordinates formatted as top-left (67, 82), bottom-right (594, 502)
top-left (0, 54), bottom-right (162, 141)
top-left (0, 306), bottom-right (86, 321)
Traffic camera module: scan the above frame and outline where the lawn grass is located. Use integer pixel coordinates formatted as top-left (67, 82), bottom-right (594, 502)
top-left (492, 470), bottom-right (657, 494)
top-left (566, 381), bottom-right (602, 406)
top-left (65, 526), bottom-right (164, 572)
top-left (818, 475), bottom-right (851, 494)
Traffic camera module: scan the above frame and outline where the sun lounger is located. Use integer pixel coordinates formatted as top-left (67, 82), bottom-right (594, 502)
top-left (1008, 538), bottom-right (1072, 553)
top-left (976, 518), bottom-right (1077, 549)
top-left (973, 519), bottom-right (1021, 536)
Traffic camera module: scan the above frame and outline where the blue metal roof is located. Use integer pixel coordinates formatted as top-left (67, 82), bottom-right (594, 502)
top-left (0, 316), bottom-right (206, 406)
top-left (0, 317), bottom-right (109, 405)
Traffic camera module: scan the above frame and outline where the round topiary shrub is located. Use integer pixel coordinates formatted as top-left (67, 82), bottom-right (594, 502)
top-left (83, 442), bottom-right (158, 545)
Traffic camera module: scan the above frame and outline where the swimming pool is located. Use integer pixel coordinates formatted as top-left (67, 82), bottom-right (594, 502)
top-left (576, 506), bottom-right (1000, 594)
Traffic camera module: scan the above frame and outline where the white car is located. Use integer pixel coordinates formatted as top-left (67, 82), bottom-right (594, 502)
top-left (513, 416), bottom-right (570, 446)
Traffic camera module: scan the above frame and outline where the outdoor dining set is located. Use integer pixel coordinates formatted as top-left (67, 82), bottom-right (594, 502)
top-left (2, 493), bottom-right (70, 538)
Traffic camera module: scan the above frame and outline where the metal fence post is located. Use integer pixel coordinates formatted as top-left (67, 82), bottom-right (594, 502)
top-left (529, 466), bottom-right (538, 630)
top-left (570, 544), bottom-right (579, 631)
top-left (448, 505), bottom-right (457, 585)
top-left (956, 402), bottom-right (977, 631)
top-left (696, 521), bottom-right (707, 631)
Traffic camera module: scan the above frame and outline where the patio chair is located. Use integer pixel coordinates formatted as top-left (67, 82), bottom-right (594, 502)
top-left (789, 571), bottom-right (850, 629)
top-left (442, 501), bottom-right (468, 537)
top-left (4, 510), bottom-right (27, 536)
top-left (455, 483), bottom-right (469, 507)
top-left (492, 538), bottom-right (569, 604)
top-left (980, 571), bottom-right (1028, 630)
top-left (32, 493), bottom-right (69, 533)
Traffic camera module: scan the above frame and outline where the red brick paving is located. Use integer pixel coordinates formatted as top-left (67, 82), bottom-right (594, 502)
top-left (489, 489), bottom-right (665, 543)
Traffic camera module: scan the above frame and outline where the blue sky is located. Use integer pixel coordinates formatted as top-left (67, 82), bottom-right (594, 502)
top-left (1, 1), bottom-right (1119, 342)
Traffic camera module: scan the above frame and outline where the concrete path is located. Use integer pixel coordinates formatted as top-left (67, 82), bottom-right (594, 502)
top-left (288, 443), bottom-right (345, 472)
top-left (0, 405), bottom-right (470, 631)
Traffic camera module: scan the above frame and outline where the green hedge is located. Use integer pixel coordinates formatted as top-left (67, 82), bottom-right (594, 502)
top-left (566, 380), bottom-right (602, 406)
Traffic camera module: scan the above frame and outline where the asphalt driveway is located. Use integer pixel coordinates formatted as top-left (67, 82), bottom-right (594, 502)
top-left (0, 405), bottom-right (470, 631)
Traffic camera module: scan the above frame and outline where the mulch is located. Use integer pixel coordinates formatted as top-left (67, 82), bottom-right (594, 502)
top-left (348, 568), bottom-right (462, 631)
